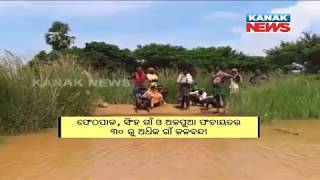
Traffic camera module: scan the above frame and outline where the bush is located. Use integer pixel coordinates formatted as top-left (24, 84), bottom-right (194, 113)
top-left (0, 53), bottom-right (98, 135)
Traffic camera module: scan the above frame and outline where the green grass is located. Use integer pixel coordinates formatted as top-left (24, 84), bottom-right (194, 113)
top-left (229, 75), bottom-right (320, 121)
top-left (95, 68), bottom-right (133, 104)
top-left (0, 54), bottom-right (98, 135)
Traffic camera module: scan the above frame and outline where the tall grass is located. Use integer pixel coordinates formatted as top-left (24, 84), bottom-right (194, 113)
top-left (0, 54), bottom-right (98, 135)
top-left (95, 69), bottom-right (133, 104)
top-left (229, 75), bottom-right (320, 121)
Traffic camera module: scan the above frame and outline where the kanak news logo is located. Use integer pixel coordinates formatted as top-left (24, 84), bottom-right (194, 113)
top-left (246, 14), bottom-right (291, 33)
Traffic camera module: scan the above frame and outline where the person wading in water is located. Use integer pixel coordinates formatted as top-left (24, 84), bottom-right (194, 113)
top-left (176, 69), bottom-right (193, 109)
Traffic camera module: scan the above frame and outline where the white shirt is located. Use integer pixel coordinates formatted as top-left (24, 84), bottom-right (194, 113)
top-left (177, 73), bottom-right (193, 84)
top-left (146, 73), bottom-right (158, 81)
top-left (190, 90), bottom-right (207, 101)
top-left (199, 91), bottom-right (207, 101)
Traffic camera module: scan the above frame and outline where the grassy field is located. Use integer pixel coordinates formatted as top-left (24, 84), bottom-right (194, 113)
top-left (0, 54), bottom-right (98, 135)
top-left (229, 75), bottom-right (320, 121)
top-left (1, 54), bottom-right (319, 135)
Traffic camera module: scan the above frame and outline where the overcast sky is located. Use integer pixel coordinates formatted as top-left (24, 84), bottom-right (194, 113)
top-left (1, 1), bottom-right (320, 60)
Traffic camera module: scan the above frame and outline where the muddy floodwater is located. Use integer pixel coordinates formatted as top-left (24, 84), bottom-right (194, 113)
top-left (0, 120), bottom-right (320, 179)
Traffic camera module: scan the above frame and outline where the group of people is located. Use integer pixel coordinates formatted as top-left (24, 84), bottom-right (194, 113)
top-left (129, 67), bottom-right (167, 111)
top-left (129, 66), bottom-right (268, 112)
top-left (175, 66), bottom-right (243, 112)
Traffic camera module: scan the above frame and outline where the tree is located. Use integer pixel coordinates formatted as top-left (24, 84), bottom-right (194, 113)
top-left (134, 43), bottom-right (187, 68)
top-left (303, 45), bottom-right (320, 72)
top-left (80, 42), bottom-right (137, 71)
top-left (45, 21), bottom-right (75, 51)
top-left (265, 32), bottom-right (320, 73)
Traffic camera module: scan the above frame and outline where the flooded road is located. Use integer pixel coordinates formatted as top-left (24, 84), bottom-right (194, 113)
top-left (0, 120), bottom-right (319, 179)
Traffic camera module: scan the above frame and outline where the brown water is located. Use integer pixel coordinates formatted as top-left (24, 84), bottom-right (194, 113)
top-left (0, 120), bottom-right (319, 179)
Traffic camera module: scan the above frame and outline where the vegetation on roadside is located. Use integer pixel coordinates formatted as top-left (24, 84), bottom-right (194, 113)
top-left (0, 53), bottom-right (98, 135)
top-left (229, 75), bottom-right (320, 121)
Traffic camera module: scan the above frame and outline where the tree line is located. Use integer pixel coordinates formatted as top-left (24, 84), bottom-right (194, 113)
top-left (30, 21), bottom-right (320, 73)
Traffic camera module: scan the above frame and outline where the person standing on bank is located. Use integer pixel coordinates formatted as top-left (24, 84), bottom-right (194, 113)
top-left (229, 68), bottom-right (243, 95)
top-left (129, 67), bottom-right (147, 97)
top-left (211, 66), bottom-right (231, 113)
top-left (146, 67), bottom-right (159, 88)
top-left (176, 69), bottom-right (193, 109)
